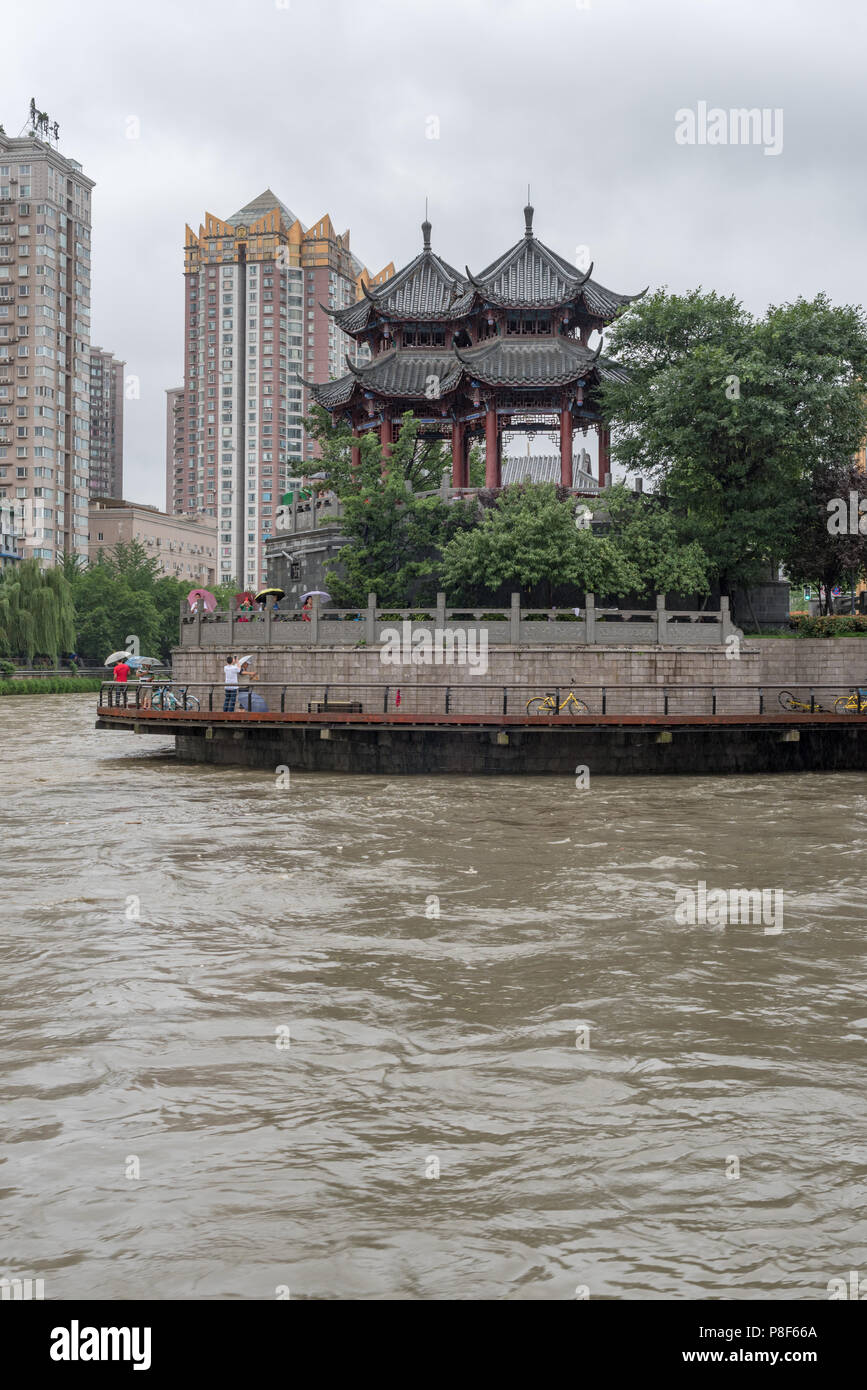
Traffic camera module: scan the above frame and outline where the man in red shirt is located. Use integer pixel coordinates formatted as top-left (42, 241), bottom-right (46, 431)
top-left (113, 658), bottom-right (131, 707)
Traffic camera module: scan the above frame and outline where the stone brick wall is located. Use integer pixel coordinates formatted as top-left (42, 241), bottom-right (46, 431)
top-left (171, 638), bottom-right (867, 715)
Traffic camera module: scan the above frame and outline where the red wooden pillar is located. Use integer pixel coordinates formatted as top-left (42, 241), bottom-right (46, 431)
top-left (350, 429), bottom-right (361, 477)
top-left (451, 420), bottom-right (465, 487)
top-left (380, 414), bottom-right (393, 475)
top-left (560, 407), bottom-right (573, 487)
top-left (598, 424), bottom-right (610, 486)
top-left (485, 405), bottom-right (499, 488)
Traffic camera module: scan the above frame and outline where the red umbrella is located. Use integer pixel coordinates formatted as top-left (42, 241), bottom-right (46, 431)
top-left (187, 588), bottom-right (217, 612)
top-left (234, 591), bottom-right (256, 608)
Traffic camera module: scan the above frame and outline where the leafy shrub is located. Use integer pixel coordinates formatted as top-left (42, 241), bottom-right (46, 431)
top-left (0, 676), bottom-right (103, 696)
top-left (0, 658), bottom-right (16, 676)
top-left (789, 613), bottom-right (867, 637)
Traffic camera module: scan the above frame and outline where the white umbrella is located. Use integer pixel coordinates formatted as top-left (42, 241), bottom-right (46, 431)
top-left (104, 650), bottom-right (132, 666)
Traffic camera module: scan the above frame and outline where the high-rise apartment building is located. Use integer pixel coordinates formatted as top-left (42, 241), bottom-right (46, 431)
top-left (165, 385), bottom-right (184, 511)
top-left (0, 131), bottom-right (93, 566)
top-left (0, 497), bottom-right (22, 570)
top-left (175, 190), bottom-right (392, 590)
top-left (89, 345), bottom-right (124, 498)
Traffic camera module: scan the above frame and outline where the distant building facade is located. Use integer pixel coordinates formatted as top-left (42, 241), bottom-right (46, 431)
top-left (174, 189), bottom-right (392, 591)
top-left (88, 346), bottom-right (124, 498)
top-left (0, 131), bottom-right (94, 566)
top-left (0, 498), bottom-right (22, 569)
top-left (89, 497), bottom-right (216, 587)
top-left (165, 386), bottom-right (184, 510)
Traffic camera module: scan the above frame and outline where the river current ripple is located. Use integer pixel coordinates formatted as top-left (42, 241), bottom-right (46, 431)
top-left (1, 694), bottom-right (865, 1299)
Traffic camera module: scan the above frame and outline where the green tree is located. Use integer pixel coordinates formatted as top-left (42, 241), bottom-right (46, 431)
top-left (67, 542), bottom-right (189, 662)
top-left (0, 560), bottom-right (75, 662)
top-left (779, 459), bottom-right (867, 613)
top-left (304, 403), bottom-right (450, 496)
top-left (441, 483), bottom-right (638, 605)
top-left (69, 559), bottom-right (161, 662)
top-left (602, 484), bottom-right (711, 597)
top-left (322, 412), bottom-right (475, 605)
top-left (603, 289), bottom-right (867, 596)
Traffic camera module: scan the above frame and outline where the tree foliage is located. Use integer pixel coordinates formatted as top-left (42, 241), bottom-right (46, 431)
top-left (778, 460), bottom-right (867, 612)
top-left (603, 289), bottom-right (867, 594)
top-left (601, 484), bottom-right (711, 597)
top-left (67, 541), bottom-right (188, 662)
top-left (304, 402), bottom-right (450, 497)
top-left (320, 412), bottom-right (475, 605)
top-left (441, 483), bottom-right (638, 605)
top-left (0, 560), bottom-right (75, 662)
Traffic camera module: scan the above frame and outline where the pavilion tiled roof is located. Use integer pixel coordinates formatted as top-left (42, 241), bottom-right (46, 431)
top-left (501, 456), bottom-right (599, 488)
top-left (302, 335), bottom-right (627, 408)
top-left (455, 337), bottom-right (629, 388)
top-left (328, 220), bottom-right (473, 330)
top-left (469, 204), bottom-right (643, 321)
top-left (301, 348), bottom-right (464, 406)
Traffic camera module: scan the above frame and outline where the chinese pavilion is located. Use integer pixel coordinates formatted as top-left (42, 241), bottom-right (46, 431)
top-left (303, 203), bottom-right (644, 489)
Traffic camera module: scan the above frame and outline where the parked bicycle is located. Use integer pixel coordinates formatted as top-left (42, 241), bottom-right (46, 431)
top-left (149, 684), bottom-right (200, 712)
top-left (777, 690), bottom-right (830, 713)
top-left (526, 689), bottom-right (590, 716)
top-left (833, 689), bottom-right (867, 714)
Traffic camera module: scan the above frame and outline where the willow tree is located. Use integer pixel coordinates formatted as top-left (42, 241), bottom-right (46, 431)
top-left (0, 560), bottom-right (75, 662)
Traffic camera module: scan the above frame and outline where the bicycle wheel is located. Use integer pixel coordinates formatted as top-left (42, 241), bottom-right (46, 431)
top-left (526, 696), bottom-right (554, 716)
top-left (185, 694), bottom-right (200, 710)
top-left (778, 690), bottom-right (799, 711)
top-left (834, 695), bottom-right (856, 713)
top-left (564, 697), bottom-right (589, 715)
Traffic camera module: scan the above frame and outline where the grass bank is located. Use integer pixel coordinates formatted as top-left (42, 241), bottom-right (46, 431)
top-left (0, 677), bottom-right (104, 696)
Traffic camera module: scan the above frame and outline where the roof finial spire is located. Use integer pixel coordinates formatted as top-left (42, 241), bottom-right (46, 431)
top-left (422, 198), bottom-right (431, 251)
top-left (524, 187), bottom-right (534, 238)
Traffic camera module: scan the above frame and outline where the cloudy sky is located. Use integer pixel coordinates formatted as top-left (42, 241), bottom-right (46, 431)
top-left (6, 0), bottom-right (866, 504)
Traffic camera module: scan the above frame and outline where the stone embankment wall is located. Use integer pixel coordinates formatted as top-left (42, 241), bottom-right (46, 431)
top-left (171, 639), bottom-right (867, 713)
top-left (175, 723), bottom-right (867, 776)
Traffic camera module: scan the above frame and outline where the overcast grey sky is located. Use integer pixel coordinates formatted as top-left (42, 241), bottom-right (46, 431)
top-left (6, 0), bottom-right (866, 504)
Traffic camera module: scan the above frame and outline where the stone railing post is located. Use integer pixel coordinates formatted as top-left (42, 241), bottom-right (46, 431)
top-left (510, 592), bottom-right (521, 644)
top-left (228, 608), bottom-right (236, 653)
top-left (194, 601), bottom-right (202, 646)
top-left (720, 595), bottom-right (732, 640)
top-left (656, 593), bottom-right (667, 644)
top-left (266, 606), bottom-right (273, 643)
top-left (311, 593), bottom-right (321, 643)
top-left (436, 590), bottom-right (446, 631)
top-left (366, 591), bottom-right (377, 643)
top-left (585, 592), bottom-right (596, 643)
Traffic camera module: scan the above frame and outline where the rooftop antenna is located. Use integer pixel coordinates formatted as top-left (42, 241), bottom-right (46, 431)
top-left (422, 196), bottom-right (431, 251)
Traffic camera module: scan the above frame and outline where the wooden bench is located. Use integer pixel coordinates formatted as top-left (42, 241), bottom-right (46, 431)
top-left (306, 700), bottom-right (364, 714)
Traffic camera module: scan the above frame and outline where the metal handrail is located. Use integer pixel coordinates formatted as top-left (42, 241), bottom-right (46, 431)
top-left (97, 681), bottom-right (867, 718)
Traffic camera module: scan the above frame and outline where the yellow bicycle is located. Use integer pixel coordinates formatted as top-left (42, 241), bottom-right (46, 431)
top-left (833, 690), bottom-right (867, 713)
top-left (777, 690), bottom-right (829, 713)
top-left (526, 689), bottom-right (589, 716)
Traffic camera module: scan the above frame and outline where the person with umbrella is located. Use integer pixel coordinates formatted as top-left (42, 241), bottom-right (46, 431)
top-left (298, 589), bottom-right (330, 623)
top-left (223, 653), bottom-right (241, 712)
top-left (255, 587), bottom-right (285, 616)
top-left (113, 654), bottom-right (131, 707)
top-left (188, 588), bottom-right (217, 615)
